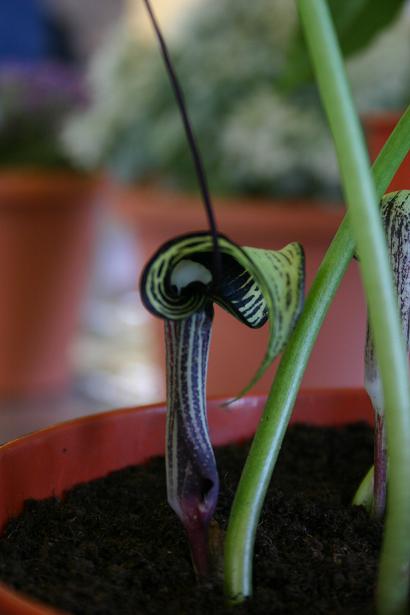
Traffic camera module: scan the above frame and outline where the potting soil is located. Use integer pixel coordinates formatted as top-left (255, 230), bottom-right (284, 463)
top-left (0, 423), bottom-right (381, 614)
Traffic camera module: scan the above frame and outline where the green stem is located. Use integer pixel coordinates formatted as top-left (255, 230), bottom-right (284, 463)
top-left (352, 465), bottom-right (374, 513)
top-left (224, 2), bottom-right (410, 610)
top-left (224, 217), bottom-right (352, 603)
top-left (225, 105), bottom-right (410, 602)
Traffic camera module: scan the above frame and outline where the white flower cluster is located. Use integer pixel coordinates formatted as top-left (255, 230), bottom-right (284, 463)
top-left (219, 89), bottom-right (339, 196)
top-left (62, 0), bottom-right (410, 198)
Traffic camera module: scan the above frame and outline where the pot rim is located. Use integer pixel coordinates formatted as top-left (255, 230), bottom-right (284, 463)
top-left (0, 170), bottom-right (99, 212)
top-left (0, 388), bottom-right (372, 455)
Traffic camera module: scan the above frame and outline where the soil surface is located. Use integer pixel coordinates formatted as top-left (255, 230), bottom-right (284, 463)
top-left (0, 423), bottom-right (381, 614)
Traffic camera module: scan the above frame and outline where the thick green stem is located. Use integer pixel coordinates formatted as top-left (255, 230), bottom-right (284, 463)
top-left (224, 218), bottom-right (353, 602)
top-left (225, 106), bottom-right (410, 602)
top-left (224, 2), bottom-right (410, 610)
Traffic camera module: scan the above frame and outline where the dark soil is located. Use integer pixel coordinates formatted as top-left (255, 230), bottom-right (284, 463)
top-left (0, 423), bottom-right (381, 614)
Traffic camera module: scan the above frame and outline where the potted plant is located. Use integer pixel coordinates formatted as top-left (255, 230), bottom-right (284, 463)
top-left (0, 0), bottom-right (408, 613)
top-left (0, 62), bottom-right (98, 396)
top-left (0, 389), bottom-right (376, 614)
top-left (61, 0), bottom-right (410, 396)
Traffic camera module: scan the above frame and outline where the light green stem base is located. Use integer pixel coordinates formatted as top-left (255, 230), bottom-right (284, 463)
top-left (352, 465), bottom-right (374, 513)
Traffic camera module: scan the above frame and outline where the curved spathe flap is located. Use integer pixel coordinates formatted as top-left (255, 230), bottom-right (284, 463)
top-left (141, 231), bottom-right (305, 395)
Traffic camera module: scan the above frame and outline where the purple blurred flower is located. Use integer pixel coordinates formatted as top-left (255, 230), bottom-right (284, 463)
top-left (0, 62), bottom-right (87, 168)
top-left (0, 61), bottom-right (86, 116)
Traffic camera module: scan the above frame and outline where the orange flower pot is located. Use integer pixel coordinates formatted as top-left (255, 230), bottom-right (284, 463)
top-left (110, 182), bottom-right (366, 396)
top-left (0, 388), bottom-right (373, 614)
top-left (0, 171), bottom-right (98, 396)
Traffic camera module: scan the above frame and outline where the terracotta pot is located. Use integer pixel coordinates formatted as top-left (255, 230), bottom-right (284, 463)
top-left (0, 171), bottom-right (98, 396)
top-left (0, 388), bottom-right (372, 614)
top-left (363, 112), bottom-right (410, 192)
top-left (109, 182), bottom-right (366, 396)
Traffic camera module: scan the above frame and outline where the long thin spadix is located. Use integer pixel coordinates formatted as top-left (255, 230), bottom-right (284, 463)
top-left (141, 0), bottom-right (221, 282)
top-left (364, 190), bottom-right (410, 518)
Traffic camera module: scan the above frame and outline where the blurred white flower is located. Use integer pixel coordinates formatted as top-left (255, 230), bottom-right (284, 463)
top-left (220, 89), bottom-right (339, 195)
top-left (62, 0), bottom-right (410, 198)
top-left (348, 16), bottom-right (410, 113)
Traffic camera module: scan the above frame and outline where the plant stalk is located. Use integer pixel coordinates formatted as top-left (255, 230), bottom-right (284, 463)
top-left (165, 308), bottom-right (219, 577)
top-left (224, 2), bottom-right (410, 608)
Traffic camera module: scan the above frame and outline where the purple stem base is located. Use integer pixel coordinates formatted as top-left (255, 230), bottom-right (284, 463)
top-left (373, 414), bottom-right (387, 519)
top-left (164, 309), bottom-right (219, 578)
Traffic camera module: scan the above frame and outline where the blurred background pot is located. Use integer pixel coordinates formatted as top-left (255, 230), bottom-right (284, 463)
top-left (0, 170), bottom-right (97, 396)
top-left (363, 112), bottom-right (410, 192)
top-left (0, 388), bottom-right (373, 613)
